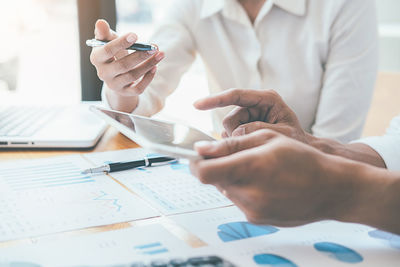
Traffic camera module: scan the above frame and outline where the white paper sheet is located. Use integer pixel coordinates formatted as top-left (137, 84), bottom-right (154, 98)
top-left (0, 224), bottom-right (194, 266)
top-left (171, 206), bottom-right (400, 267)
top-left (0, 155), bottom-right (160, 242)
top-left (84, 149), bottom-right (233, 215)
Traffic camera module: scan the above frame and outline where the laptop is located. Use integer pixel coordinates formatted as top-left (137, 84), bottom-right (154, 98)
top-left (0, 103), bottom-right (107, 148)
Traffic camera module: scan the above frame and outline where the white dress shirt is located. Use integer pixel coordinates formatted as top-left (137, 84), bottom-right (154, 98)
top-left (103, 0), bottom-right (378, 142)
top-left (356, 115), bottom-right (400, 171)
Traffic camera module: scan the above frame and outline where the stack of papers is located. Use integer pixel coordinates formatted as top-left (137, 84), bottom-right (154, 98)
top-left (1, 148), bottom-right (399, 266)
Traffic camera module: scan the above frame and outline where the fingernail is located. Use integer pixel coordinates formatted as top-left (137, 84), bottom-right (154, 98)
top-left (126, 33), bottom-right (136, 43)
top-left (147, 50), bottom-right (157, 55)
top-left (155, 52), bottom-right (165, 61)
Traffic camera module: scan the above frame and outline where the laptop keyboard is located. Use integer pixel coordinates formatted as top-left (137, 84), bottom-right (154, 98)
top-left (0, 106), bottom-right (64, 137)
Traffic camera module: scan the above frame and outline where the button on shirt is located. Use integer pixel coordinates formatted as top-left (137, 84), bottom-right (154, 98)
top-left (356, 115), bottom-right (400, 171)
top-left (103, 0), bottom-right (378, 143)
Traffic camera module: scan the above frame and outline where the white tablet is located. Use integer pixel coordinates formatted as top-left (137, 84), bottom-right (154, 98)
top-left (90, 106), bottom-right (216, 160)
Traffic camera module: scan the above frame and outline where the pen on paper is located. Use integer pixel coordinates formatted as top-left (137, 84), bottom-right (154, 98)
top-left (82, 156), bottom-right (177, 175)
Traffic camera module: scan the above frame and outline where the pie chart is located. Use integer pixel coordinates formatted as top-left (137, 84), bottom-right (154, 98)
top-left (314, 242), bottom-right (363, 263)
top-left (254, 254), bottom-right (297, 267)
top-left (368, 229), bottom-right (400, 249)
top-left (217, 221), bottom-right (279, 242)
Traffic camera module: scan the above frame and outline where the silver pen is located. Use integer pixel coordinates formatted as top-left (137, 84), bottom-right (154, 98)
top-left (86, 39), bottom-right (158, 51)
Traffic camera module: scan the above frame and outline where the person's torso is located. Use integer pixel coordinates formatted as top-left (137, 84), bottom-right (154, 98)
top-left (187, 0), bottom-right (342, 132)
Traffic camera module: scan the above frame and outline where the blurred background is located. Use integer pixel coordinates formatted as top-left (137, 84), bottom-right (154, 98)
top-left (0, 0), bottom-right (399, 134)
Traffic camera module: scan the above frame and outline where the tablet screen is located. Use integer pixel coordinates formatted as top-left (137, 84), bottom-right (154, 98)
top-left (93, 107), bottom-right (215, 151)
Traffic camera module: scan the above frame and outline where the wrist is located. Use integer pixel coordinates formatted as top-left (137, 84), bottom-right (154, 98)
top-left (105, 88), bottom-right (139, 113)
top-left (329, 159), bottom-right (400, 233)
top-left (308, 135), bottom-right (342, 155)
top-left (355, 171), bottom-right (400, 234)
top-left (316, 154), bottom-right (365, 221)
top-left (308, 136), bottom-right (386, 169)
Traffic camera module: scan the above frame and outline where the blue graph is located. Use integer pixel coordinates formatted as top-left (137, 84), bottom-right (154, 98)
top-left (170, 162), bottom-right (190, 173)
top-left (93, 191), bottom-right (122, 212)
top-left (254, 254), bottom-right (297, 267)
top-left (134, 242), bottom-right (169, 255)
top-left (137, 167), bottom-right (152, 173)
top-left (217, 222), bottom-right (279, 242)
top-left (129, 154), bottom-right (181, 173)
top-left (368, 229), bottom-right (400, 249)
top-left (314, 242), bottom-right (363, 263)
top-left (3, 162), bottom-right (95, 190)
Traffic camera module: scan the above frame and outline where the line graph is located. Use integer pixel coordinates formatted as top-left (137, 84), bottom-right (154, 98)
top-left (93, 191), bottom-right (122, 212)
top-left (0, 155), bottom-right (160, 242)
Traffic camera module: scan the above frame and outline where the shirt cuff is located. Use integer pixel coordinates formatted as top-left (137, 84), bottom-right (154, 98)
top-left (101, 86), bottom-right (111, 109)
top-left (354, 136), bottom-right (400, 171)
top-left (130, 92), bottom-right (154, 116)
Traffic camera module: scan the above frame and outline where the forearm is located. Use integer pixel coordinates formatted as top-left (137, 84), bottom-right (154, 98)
top-left (308, 134), bottom-right (386, 169)
top-left (331, 160), bottom-right (400, 234)
top-left (105, 88), bottom-right (139, 113)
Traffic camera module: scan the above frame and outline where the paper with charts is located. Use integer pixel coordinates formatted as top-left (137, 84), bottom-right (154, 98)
top-left (0, 224), bottom-right (198, 266)
top-left (0, 155), bottom-right (160, 242)
top-left (84, 148), bottom-right (233, 215)
top-left (171, 206), bottom-right (400, 267)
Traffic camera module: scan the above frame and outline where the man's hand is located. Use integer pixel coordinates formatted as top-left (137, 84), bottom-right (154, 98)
top-left (190, 130), bottom-right (396, 229)
top-left (194, 89), bottom-right (313, 143)
top-left (89, 20), bottom-right (165, 112)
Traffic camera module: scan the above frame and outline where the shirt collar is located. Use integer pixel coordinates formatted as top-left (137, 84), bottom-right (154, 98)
top-left (274, 0), bottom-right (306, 16)
top-left (200, 0), bottom-right (306, 19)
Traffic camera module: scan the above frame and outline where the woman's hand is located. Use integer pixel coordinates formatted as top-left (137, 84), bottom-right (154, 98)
top-left (89, 20), bottom-right (165, 112)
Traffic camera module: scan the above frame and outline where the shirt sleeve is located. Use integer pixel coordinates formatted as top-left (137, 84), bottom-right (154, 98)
top-left (102, 0), bottom-right (197, 116)
top-left (311, 0), bottom-right (378, 143)
top-left (354, 115), bottom-right (400, 171)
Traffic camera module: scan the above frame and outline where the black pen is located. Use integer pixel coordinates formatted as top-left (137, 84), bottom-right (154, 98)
top-left (86, 39), bottom-right (158, 51)
top-left (81, 156), bottom-right (177, 175)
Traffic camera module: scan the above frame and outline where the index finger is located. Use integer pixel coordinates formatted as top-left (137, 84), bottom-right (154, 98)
top-left (94, 33), bottom-right (138, 63)
top-left (194, 89), bottom-right (273, 110)
top-left (194, 89), bottom-right (287, 113)
top-left (191, 144), bottom-right (267, 187)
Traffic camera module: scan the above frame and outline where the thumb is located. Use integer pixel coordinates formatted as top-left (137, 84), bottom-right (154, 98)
top-left (95, 19), bottom-right (117, 41)
top-left (195, 129), bottom-right (278, 158)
